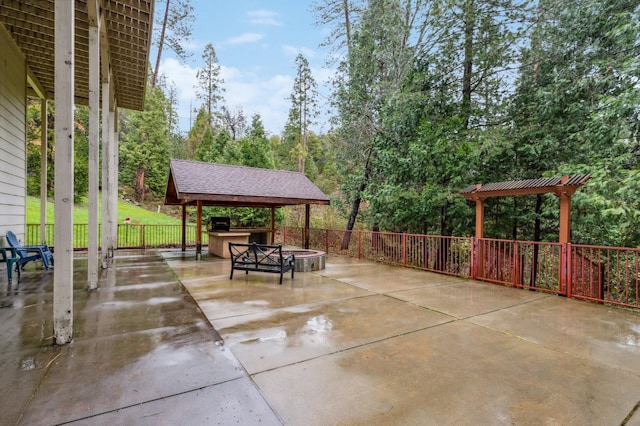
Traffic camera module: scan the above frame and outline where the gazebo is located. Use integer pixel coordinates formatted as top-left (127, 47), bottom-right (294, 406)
top-left (164, 160), bottom-right (331, 258)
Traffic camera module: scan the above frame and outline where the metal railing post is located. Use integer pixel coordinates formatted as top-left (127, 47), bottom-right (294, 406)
top-left (402, 233), bottom-right (407, 267)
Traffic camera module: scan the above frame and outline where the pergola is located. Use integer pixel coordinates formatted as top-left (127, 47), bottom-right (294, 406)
top-left (461, 174), bottom-right (591, 244)
top-left (164, 160), bottom-right (331, 257)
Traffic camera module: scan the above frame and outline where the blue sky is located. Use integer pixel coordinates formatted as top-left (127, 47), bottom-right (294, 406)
top-left (155, 0), bottom-right (334, 136)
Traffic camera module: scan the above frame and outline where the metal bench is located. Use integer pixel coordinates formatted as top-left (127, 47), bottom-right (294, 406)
top-left (229, 242), bottom-right (295, 285)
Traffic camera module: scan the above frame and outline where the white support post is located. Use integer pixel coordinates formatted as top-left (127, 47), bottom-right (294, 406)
top-left (53, 0), bottom-right (74, 344)
top-left (39, 99), bottom-right (47, 245)
top-left (110, 107), bottom-right (118, 248)
top-left (88, 18), bottom-right (100, 289)
top-left (101, 80), bottom-right (112, 268)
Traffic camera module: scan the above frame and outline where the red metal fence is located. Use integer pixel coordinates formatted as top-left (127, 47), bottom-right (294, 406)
top-left (26, 224), bottom-right (640, 310)
top-left (282, 226), bottom-right (640, 310)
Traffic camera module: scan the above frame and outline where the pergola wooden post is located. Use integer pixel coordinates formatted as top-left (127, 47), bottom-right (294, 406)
top-left (462, 175), bottom-right (591, 294)
top-left (473, 184), bottom-right (484, 279)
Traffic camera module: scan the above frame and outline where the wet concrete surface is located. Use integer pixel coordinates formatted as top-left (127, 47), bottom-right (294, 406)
top-left (168, 252), bottom-right (640, 425)
top-left (0, 251), bottom-right (281, 426)
top-left (2, 250), bottom-right (640, 425)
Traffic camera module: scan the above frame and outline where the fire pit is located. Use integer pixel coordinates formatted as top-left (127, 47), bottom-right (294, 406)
top-left (282, 249), bottom-right (326, 272)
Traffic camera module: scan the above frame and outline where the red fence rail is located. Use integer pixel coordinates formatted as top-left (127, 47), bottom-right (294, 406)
top-left (284, 227), bottom-right (472, 278)
top-left (282, 226), bottom-right (640, 310)
top-left (27, 224), bottom-right (640, 310)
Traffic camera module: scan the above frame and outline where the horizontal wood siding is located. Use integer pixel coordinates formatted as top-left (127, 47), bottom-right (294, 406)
top-left (0, 25), bottom-right (27, 245)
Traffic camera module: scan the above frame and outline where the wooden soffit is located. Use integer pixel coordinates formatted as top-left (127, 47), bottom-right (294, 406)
top-left (0, 0), bottom-right (153, 110)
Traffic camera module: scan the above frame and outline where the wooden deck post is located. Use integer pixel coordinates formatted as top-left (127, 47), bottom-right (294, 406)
top-left (87, 7), bottom-right (100, 290)
top-left (110, 107), bottom-right (119, 249)
top-left (39, 99), bottom-right (47, 246)
top-left (101, 78), bottom-right (112, 268)
top-left (53, 0), bottom-right (74, 344)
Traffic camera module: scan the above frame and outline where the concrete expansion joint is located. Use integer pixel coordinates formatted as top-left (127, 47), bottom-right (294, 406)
top-left (621, 399), bottom-right (640, 426)
top-left (16, 351), bottom-right (62, 425)
top-left (56, 380), bottom-right (247, 425)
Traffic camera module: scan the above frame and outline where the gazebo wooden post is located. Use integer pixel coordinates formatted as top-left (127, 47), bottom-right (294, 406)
top-left (270, 207), bottom-right (275, 244)
top-left (559, 192), bottom-right (572, 296)
top-left (304, 204), bottom-right (310, 249)
top-left (196, 200), bottom-right (203, 260)
top-left (181, 204), bottom-right (186, 252)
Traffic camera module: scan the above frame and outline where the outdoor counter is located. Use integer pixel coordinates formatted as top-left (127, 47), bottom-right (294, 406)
top-left (207, 231), bottom-right (250, 258)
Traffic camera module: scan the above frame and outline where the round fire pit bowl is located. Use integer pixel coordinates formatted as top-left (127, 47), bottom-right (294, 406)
top-left (282, 249), bottom-right (326, 272)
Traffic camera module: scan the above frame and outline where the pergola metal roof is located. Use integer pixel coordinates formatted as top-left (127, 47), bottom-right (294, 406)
top-left (0, 0), bottom-right (153, 110)
top-left (164, 160), bottom-right (331, 208)
top-left (461, 174), bottom-right (592, 200)
top-left (461, 174), bottom-right (592, 248)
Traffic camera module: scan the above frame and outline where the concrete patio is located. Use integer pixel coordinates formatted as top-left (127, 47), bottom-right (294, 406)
top-left (1, 249), bottom-right (640, 425)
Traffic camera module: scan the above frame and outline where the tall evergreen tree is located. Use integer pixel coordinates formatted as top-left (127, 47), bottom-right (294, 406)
top-left (196, 43), bottom-right (225, 124)
top-left (119, 86), bottom-right (172, 201)
top-left (151, 0), bottom-right (194, 88)
top-left (283, 54), bottom-right (319, 173)
top-left (333, 0), bottom-right (418, 246)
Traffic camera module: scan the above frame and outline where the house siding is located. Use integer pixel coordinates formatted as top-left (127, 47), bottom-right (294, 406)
top-left (0, 24), bottom-right (27, 245)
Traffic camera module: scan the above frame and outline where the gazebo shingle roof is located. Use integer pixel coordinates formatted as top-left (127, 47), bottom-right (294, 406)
top-left (164, 160), bottom-right (330, 207)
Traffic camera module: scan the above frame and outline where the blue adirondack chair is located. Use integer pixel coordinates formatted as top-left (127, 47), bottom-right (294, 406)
top-left (6, 231), bottom-right (54, 271)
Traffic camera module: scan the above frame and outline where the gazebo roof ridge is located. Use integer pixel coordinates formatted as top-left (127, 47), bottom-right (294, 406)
top-left (171, 158), bottom-right (314, 178)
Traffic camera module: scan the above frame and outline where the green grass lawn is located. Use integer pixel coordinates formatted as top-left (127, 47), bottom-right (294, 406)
top-left (27, 196), bottom-right (183, 225)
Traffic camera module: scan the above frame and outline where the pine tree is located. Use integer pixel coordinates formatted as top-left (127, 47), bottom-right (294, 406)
top-left (196, 43), bottom-right (225, 125)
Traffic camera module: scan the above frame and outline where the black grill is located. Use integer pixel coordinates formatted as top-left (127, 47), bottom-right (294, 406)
top-left (207, 217), bottom-right (231, 232)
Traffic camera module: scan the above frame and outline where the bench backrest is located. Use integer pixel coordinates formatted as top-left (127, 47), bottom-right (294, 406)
top-left (229, 242), bottom-right (284, 266)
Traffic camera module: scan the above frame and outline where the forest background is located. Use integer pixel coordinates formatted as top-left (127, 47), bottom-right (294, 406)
top-left (25, 0), bottom-right (640, 248)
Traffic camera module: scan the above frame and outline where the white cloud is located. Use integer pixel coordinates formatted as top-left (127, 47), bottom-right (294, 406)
top-left (159, 57), bottom-right (198, 103)
top-left (159, 57), bottom-right (297, 136)
top-left (223, 33), bottom-right (265, 46)
top-left (281, 44), bottom-right (316, 59)
top-left (247, 9), bottom-right (282, 26)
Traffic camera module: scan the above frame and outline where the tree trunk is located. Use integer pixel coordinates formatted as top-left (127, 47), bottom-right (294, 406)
top-left (343, 0), bottom-right (351, 51)
top-left (152, 0), bottom-right (171, 89)
top-left (462, 0), bottom-right (474, 129)
top-left (341, 151), bottom-right (373, 250)
top-left (136, 168), bottom-right (146, 202)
